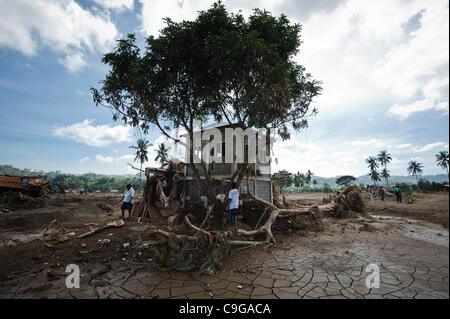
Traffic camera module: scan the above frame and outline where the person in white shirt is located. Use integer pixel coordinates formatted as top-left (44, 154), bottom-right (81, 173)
top-left (120, 184), bottom-right (134, 220)
top-left (227, 182), bottom-right (239, 232)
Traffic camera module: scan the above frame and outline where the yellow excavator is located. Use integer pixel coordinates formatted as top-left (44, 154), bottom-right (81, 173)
top-left (0, 175), bottom-right (51, 197)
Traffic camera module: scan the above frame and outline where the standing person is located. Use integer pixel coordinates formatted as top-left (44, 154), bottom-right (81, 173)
top-left (120, 184), bottom-right (135, 219)
top-left (227, 182), bottom-right (240, 233)
top-left (394, 185), bottom-right (402, 203)
top-left (369, 186), bottom-right (374, 201)
top-left (378, 186), bottom-right (385, 201)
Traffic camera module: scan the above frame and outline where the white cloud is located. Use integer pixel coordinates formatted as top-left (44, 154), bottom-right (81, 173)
top-left (395, 143), bottom-right (413, 149)
top-left (138, 0), bottom-right (280, 36)
top-left (350, 139), bottom-right (388, 148)
top-left (57, 52), bottom-right (87, 72)
top-left (412, 142), bottom-right (446, 153)
top-left (372, 0), bottom-right (449, 118)
top-left (115, 154), bottom-right (135, 163)
top-left (0, 0), bottom-right (119, 71)
top-left (79, 156), bottom-right (90, 164)
top-left (52, 119), bottom-right (133, 147)
top-left (95, 154), bottom-right (114, 163)
top-left (93, 0), bottom-right (134, 11)
top-left (388, 98), bottom-right (449, 119)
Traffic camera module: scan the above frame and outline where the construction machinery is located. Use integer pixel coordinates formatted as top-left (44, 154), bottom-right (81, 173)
top-left (0, 175), bottom-right (51, 197)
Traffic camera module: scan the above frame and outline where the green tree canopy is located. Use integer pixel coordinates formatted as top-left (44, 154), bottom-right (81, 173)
top-left (335, 175), bottom-right (356, 187)
top-left (273, 169), bottom-right (293, 191)
top-left (91, 2), bottom-right (321, 203)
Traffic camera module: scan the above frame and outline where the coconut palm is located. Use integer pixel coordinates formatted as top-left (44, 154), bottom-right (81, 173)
top-left (155, 143), bottom-right (170, 167)
top-left (377, 150), bottom-right (392, 184)
top-left (407, 160), bottom-right (423, 184)
top-left (130, 139), bottom-right (151, 183)
top-left (435, 151), bottom-right (449, 180)
top-left (306, 169), bottom-right (314, 187)
top-left (313, 179), bottom-right (318, 189)
top-left (294, 172), bottom-right (305, 190)
top-left (366, 156), bottom-right (379, 171)
top-left (380, 168), bottom-right (390, 186)
top-left (369, 170), bottom-right (381, 186)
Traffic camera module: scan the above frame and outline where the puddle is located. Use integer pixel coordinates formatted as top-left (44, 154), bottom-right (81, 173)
top-left (371, 215), bottom-right (449, 247)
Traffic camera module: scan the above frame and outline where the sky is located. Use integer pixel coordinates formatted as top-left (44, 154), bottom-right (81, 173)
top-left (0, 0), bottom-right (448, 178)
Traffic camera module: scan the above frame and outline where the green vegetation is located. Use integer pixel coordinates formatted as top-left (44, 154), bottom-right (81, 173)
top-left (0, 165), bottom-right (140, 193)
top-left (273, 170), bottom-right (294, 192)
top-left (407, 160), bottom-right (424, 184)
top-left (130, 138), bottom-right (151, 183)
top-left (336, 175), bottom-right (356, 187)
top-left (435, 150), bottom-right (449, 180)
top-left (91, 1), bottom-right (321, 204)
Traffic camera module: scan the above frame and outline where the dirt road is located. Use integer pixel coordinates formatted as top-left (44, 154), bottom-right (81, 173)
top-left (0, 191), bottom-right (448, 299)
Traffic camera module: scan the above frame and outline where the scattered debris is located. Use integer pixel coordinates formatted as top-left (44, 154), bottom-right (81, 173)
top-left (78, 219), bottom-right (124, 239)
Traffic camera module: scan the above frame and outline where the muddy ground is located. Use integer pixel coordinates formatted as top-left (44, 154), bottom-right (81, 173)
top-left (0, 191), bottom-right (448, 299)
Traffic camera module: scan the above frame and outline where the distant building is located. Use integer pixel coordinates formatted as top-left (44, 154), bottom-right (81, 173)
top-left (110, 189), bottom-right (120, 193)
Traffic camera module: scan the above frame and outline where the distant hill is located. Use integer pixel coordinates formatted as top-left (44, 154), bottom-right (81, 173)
top-left (2, 164), bottom-right (448, 188)
top-left (312, 174), bottom-right (449, 187)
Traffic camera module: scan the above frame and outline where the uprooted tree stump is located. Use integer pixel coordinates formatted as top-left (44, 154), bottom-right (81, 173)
top-left (147, 185), bottom-right (365, 274)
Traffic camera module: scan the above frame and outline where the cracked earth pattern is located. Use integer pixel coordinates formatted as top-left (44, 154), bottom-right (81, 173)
top-left (0, 216), bottom-right (448, 299)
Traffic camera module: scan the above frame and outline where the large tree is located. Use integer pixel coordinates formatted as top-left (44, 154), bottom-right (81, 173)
top-left (335, 175), bottom-right (356, 187)
top-left (91, 2), bottom-right (321, 207)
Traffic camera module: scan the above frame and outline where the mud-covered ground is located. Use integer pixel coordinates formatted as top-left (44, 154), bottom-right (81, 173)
top-left (0, 191), bottom-right (448, 299)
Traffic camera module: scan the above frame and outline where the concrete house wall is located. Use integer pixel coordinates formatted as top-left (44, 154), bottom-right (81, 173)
top-left (183, 124), bottom-right (273, 205)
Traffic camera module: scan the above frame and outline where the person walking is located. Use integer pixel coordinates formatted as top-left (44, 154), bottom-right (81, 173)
top-left (120, 184), bottom-right (135, 219)
top-left (227, 182), bottom-right (240, 234)
top-left (394, 185), bottom-right (402, 203)
top-left (378, 186), bottom-right (385, 201)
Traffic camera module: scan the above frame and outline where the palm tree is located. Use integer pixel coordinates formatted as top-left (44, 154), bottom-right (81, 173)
top-left (130, 139), bottom-right (151, 183)
top-left (306, 169), bottom-right (314, 187)
top-left (313, 179), bottom-right (318, 189)
top-left (366, 156), bottom-right (379, 171)
top-left (435, 151), bottom-right (449, 181)
top-left (369, 170), bottom-right (381, 186)
top-left (407, 160), bottom-right (424, 184)
top-left (377, 150), bottom-right (392, 185)
top-left (294, 172), bottom-right (305, 190)
top-left (380, 168), bottom-right (390, 186)
top-left (155, 143), bottom-right (170, 167)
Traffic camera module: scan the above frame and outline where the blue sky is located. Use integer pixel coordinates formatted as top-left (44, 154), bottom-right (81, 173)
top-left (0, 0), bottom-right (448, 177)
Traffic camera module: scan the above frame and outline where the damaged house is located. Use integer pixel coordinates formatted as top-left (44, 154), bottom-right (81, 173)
top-left (182, 123), bottom-right (273, 206)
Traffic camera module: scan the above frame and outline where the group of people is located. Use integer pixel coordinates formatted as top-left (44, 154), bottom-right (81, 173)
top-left (368, 185), bottom-right (402, 203)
